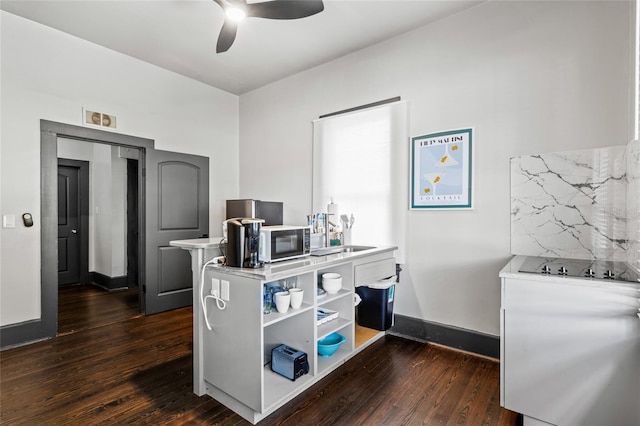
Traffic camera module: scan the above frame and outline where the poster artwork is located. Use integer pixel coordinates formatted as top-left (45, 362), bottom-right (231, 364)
top-left (411, 128), bottom-right (473, 210)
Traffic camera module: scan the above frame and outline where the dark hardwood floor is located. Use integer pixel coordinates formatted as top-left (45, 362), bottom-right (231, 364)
top-left (1, 286), bottom-right (518, 425)
top-left (58, 284), bottom-right (141, 335)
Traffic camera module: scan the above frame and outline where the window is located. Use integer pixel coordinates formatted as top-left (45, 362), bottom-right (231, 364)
top-left (312, 100), bottom-right (408, 263)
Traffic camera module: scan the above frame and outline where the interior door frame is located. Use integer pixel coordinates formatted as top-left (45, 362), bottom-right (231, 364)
top-left (57, 158), bottom-right (90, 286)
top-left (37, 120), bottom-right (153, 341)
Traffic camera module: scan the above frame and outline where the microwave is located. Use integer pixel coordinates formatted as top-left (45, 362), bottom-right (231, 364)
top-left (259, 225), bottom-right (311, 263)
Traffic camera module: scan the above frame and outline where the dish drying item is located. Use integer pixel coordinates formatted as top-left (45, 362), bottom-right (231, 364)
top-left (316, 308), bottom-right (339, 325)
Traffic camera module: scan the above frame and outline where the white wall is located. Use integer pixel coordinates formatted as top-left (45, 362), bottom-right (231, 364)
top-left (108, 146), bottom-right (127, 277)
top-left (0, 11), bottom-right (240, 326)
top-left (239, 1), bottom-right (634, 335)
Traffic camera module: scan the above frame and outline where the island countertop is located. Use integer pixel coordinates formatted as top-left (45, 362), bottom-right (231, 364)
top-left (169, 237), bottom-right (398, 423)
top-left (169, 237), bottom-right (225, 250)
top-left (169, 237), bottom-right (397, 282)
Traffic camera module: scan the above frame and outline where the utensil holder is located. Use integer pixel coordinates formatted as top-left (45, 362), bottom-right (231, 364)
top-left (343, 228), bottom-right (352, 245)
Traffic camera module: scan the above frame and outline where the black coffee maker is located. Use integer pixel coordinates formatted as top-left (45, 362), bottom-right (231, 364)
top-left (225, 218), bottom-right (264, 268)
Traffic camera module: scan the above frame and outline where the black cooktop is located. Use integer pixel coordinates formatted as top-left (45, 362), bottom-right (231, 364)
top-left (518, 256), bottom-right (640, 283)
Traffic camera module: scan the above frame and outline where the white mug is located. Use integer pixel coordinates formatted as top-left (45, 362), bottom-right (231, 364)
top-left (274, 291), bottom-right (291, 313)
top-left (289, 288), bottom-right (303, 309)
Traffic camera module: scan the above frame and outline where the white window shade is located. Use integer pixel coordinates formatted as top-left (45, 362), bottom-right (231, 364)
top-left (312, 101), bottom-right (408, 263)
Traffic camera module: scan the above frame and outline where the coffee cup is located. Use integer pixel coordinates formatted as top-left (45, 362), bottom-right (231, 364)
top-left (289, 288), bottom-right (304, 309)
top-left (274, 291), bottom-right (291, 313)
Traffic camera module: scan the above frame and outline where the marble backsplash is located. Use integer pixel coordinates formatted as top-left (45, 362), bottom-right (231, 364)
top-left (511, 141), bottom-right (639, 263)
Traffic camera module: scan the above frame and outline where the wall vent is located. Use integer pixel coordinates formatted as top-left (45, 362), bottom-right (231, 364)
top-left (83, 108), bottom-right (117, 129)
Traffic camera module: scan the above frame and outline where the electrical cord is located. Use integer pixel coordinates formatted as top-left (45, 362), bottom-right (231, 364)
top-left (218, 237), bottom-right (227, 265)
top-left (200, 255), bottom-right (227, 331)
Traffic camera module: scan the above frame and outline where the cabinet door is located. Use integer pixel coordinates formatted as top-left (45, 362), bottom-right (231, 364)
top-left (354, 257), bottom-right (395, 286)
top-left (503, 279), bottom-right (640, 426)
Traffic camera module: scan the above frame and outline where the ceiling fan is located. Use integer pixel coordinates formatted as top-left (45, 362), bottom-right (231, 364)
top-left (212, 0), bottom-right (325, 53)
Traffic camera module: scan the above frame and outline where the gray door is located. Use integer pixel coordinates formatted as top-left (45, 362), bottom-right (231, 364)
top-left (144, 149), bottom-right (209, 314)
top-left (58, 164), bottom-right (80, 285)
top-left (58, 159), bottom-right (89, 286)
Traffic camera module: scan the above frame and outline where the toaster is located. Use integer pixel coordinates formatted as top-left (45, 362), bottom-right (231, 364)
top-left (271, 344), bottom-right (309, 381)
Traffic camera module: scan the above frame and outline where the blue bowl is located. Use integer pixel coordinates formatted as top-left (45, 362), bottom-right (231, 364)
top-left (317, 332), bottom-right (346, 357)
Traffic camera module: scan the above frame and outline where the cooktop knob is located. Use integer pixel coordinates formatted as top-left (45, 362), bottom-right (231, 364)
top-left (541, 265), bottom-right (551, 274)
top-left (558, 266), bottom-right (568, 276)
top-left (603, 270), bottom-right (615, 279)
top-left (585, 268), bottom-right (595, 278)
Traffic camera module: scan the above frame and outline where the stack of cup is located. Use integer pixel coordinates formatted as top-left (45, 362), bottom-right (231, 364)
top-left (274, 288), bottom-right (304, 313)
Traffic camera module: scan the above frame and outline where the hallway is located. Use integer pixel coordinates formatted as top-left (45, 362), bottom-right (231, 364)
top-left (58, 284), bottom-right (140, 335)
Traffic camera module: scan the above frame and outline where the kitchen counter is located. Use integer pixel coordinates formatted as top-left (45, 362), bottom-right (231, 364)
top-left (170, 239), bottom-right (398, 424)
top-left (499, 255), bottom-right (640, 426)
top-left (207, 246), bottom-right (396, 281)
top-left (170, 237), bottom-right (225, 249)
top-left (170, 238), bottom-right (395, 278)
top-left (499, 255), bottom-right (640, 291)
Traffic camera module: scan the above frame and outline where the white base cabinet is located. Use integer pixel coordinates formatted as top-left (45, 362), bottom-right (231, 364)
top-left (500, 257), bottom-right (640, 426)
top-left (171, 241), bottom-right (396, 424)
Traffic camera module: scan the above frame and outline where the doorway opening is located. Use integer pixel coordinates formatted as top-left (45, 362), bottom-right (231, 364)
top-left (57, 141), bottom-right (142, 334)
top-left (18, 119), bottom-right (211, 348)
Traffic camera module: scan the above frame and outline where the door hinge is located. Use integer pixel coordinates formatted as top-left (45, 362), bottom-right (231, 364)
top-left (141, 168), bottom-right (146, 178)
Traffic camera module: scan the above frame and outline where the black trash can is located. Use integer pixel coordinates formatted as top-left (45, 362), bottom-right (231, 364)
top-left (356, 281), bottom-right (395, 331)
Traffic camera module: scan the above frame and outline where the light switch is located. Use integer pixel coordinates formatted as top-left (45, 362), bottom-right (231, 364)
top-left (3, 214), bottom-right (16, 228)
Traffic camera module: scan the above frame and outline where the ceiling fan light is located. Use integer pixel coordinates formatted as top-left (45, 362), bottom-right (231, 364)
top-left (226, 7), bottom-right (246, 22)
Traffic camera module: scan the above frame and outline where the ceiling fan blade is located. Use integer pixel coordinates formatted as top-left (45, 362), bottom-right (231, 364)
top-left (246, 1), bottom-right (324, 20)
top-left (216, 20), bottom-right (238, 53)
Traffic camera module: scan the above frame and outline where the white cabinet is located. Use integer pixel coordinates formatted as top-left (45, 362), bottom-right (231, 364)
top-left (316, 262), bottom-right (355, 374)
top-left (191, 248), bottom-right (396, 424)
top-left (262, 271), bottom-right (315, 411)
top-left (500, 275), bottom-right (640, 426)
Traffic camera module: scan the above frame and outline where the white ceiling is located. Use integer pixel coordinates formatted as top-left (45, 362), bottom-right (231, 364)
top-left (1, 0), bottom-right (483, 95)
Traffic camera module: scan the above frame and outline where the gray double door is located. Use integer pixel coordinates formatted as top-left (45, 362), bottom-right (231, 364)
top-left (57, 147), bottom-right (208, 315)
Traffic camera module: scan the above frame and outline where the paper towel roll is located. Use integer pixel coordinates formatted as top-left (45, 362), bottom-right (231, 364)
top-left (327, 198), bottom-right (340, 218)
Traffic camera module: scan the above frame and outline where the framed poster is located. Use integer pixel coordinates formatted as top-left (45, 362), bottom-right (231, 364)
top-left (410, 128), bottom-right (473, 210)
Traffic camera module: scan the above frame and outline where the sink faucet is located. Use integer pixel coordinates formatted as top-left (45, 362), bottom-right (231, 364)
top-left (325, 216), bottom-right (340, 247)
top-left (324, 214), bottom-right (330, 248)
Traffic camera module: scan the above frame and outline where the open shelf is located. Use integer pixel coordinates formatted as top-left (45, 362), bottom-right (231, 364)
top-left (355, 324), bottom-right (384, 348)
top-left (316, 321), bottom-right (352, 375)
top-left (317, 262), bottom-right (354, 299)
top-left (263, 303), bottom-right (313, 327)
top-left (317, 317), bottom-right (352, 340)
top-left (263, 364), bottom-right (314, 410)
top-left (317, 288), bottom-right (351, 306)
top-left (316, 338), bottom-right (351, 374)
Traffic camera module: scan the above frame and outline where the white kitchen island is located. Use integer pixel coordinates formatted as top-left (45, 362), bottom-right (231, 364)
top-left (171, 239), bottom-right (397, 424)
top-left (499, 256), bottom-right (640, 426)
